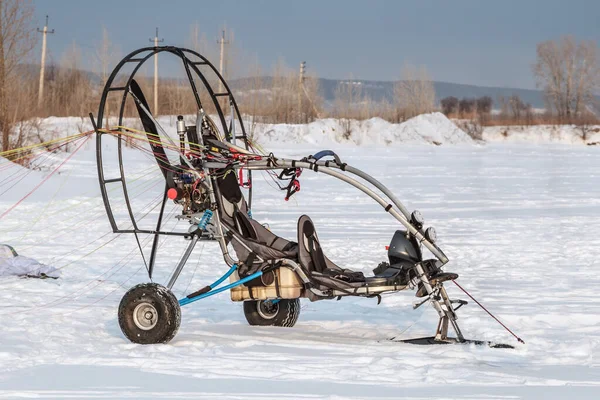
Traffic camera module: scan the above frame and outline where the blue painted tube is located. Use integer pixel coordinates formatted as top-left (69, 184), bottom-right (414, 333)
top-left (209, 264), bottom-right (237, 290)
top-left (179, 271), bottom-right (263, 306)
top-left (313, 150), bottom-right (336, 161)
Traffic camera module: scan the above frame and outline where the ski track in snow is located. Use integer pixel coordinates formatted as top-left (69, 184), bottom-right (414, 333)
top-left (0, 135), bottom-right (599, 399)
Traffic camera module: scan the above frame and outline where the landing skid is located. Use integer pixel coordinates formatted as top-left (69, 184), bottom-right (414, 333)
top-left (396, 336), bottom-right (515, 349)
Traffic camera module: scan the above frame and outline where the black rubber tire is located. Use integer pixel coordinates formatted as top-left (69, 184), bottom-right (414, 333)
top-left (243, 299), bottom-right (300, 327)
top-left (118, 283), bottom-right (181, 344)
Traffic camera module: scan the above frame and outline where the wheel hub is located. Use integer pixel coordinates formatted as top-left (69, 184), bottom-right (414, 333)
top-left (133, 302), bottom-right (158, 330)
top-left (257, 300), bottom-right (279, 320)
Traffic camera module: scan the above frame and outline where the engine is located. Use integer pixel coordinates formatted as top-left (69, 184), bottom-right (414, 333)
top-left (166, 169), bottom-right (211, 217)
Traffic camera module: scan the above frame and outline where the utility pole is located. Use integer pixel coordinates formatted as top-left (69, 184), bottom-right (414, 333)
top-left (299, 61), bottom-right (306, 84)
top-left (217, 29), bottom-right (229, 92)
top-left (37, 15), bottom-right (55, 107)
top-left (298, 61), bottom-right (306, 122)
top-left (149, 27), bottom-right (164, 114)
top-left (297, 62), bottom-right (321, 120)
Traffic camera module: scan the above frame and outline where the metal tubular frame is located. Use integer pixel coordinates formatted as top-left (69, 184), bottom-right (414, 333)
top-left (94, 46), bottom-right (252, 238)
top-left (94, 46), bottom-right (466, 343)
top-left (167, 235), bottom-right (198, 289)
top-left (180, 154), bottom-right (459, 331)
top-left (243, 158), bottom-right (448, 264)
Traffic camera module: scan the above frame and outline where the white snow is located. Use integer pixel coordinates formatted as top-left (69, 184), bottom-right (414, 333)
top-left (252, 112), bottom-right (474, 146)
top-left (483, 124), bottom-right (600, 144)
top-left (12, 112), bottom-right (473, 150)
top-left (0, 118), bottom-right (599, 399)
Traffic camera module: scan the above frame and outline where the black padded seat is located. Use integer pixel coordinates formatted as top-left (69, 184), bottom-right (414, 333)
top-left (216, 170), bottom-right (369, 288)
top-left (216, 172), bottom-right (298, 274)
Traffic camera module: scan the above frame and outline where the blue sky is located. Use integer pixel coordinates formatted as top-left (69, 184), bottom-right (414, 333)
top-left (31, 0), bottom-right (599, 89)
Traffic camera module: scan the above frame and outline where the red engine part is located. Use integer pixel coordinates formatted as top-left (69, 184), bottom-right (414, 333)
top-left (167, 188), bottom-right (180, 200)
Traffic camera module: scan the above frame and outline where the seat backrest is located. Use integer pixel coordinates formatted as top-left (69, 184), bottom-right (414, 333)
top-left (297, 215), bottom-right (340, 274)
top-left (216, 172), bottom-right (257, 240)
top-left (216, 172), bottom-right (298, 273)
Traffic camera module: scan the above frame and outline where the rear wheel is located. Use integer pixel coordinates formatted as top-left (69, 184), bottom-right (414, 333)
top-left (118, 283), bottom-right (181, 344)
top-left (243, 299), bottom-right (300, 327)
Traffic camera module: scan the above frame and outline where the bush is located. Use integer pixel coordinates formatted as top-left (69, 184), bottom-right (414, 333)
top-left (440, 96), bottom-right (459, 116)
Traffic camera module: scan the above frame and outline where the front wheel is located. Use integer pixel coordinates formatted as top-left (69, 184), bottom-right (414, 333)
top-left (243, 299), bottom-right (300, 327)
top-left (118, 283), bottom-right (181, 344)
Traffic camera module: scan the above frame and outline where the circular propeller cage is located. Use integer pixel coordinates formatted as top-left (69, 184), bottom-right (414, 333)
top-left (94, 46), bottom-right (252, 237)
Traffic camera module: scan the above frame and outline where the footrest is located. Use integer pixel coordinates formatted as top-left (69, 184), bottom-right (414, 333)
top-left (430, 272), bottom-right (459, 285)
top-left (416, 272), bottom-right (459, 297)
top-left (186, 286), bottom-right (210, 298)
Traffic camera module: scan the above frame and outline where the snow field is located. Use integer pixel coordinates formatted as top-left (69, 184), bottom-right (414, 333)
top-left (0, 116), bottom-right (599, 398)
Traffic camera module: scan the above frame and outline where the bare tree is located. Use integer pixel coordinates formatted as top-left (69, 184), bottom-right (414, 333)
top-left (0, 0), bottom-right (36, 152)
top-left (240, 57), bottom-right (266, 137)
top-left (50, 42), bottom-right (92, 117)
top-left (575, 110), bottom-right (599, 141)
top-left (534, 36), bottom-right (600, 121)
top-left (458, 98), bottom-right (475, 117)
top-left (371, 99), bottom-right (395, 122)
top-left (186, 22), bottom-right (218, 101)
top-left (267, 58), bottom-right (297, 123)
top-left (476, 96), bottom-right (493, 114)
top-left (299, 74), bottom-right (323, 123)
top-left (393, 64), bottom-right (436, 119)
top-left (496, 94), bottom-right (531, 124)
top-left (440, 96), bottom-right (459, 116)
top-left (95, 28), bottom-right (109, 84)
top-left (187, 22), bottom-right (212, 57)
top-left (333, 79), bottom-right (364, 117)
top-left (222, 27), bottom-right (238, 80)
top-left (94, 26), bottom-right (120, 126)
top-left (457, 119), bottom-right (483, 140)
top-left (333, 78), bottom-right (364, 137)
top-left (508, 95), bottom-right (528, 122)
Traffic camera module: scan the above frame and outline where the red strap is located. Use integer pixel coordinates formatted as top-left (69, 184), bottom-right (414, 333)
top-left (238, 168), bottom-right (251, 188)
top-left (452, 280), bottom-right (524, 344)
top-left (0, 135), bottom-right (91, 220)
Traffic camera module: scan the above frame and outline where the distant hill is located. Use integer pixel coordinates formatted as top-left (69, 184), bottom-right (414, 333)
top-left (229, 77), bottom-right (546, 109)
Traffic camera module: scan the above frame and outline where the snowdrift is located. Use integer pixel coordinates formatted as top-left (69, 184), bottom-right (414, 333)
top-left (483, 124), bottom-right (600, 144)
top-left (36, 113), bottom-right (471, 147)
top-left (11, 115), bottom-right (600, 151)
top-left (251, 112), bottom-right (473, 147)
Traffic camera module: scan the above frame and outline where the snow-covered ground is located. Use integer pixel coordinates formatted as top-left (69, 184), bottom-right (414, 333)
top-left (1, 119), bottom-right (599, 399)
top-left (483, 124), bottom-right (600, 144)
